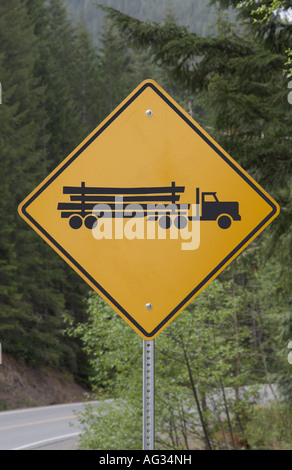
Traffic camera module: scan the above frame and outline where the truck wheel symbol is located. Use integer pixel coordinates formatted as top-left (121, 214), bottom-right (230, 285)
top-left (59, 184), bottom-right (241, 232)
top-left (217, 214), bottom-right (232, 229)
top-left (69, 215), bottom-right (83, 229)
top-left (174, 216), bottom-right (188, 229)
top-left (159, 215), bottom-right (172, 229)
top-left (84, 215), bottom-right (97, 229)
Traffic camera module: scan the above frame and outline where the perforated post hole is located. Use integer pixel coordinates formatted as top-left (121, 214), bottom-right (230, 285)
top-left (143, 340), bottom-right (154, 450)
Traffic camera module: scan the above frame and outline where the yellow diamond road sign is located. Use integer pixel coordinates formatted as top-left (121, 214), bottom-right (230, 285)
top-left (18, 80), bottom-right (279, 340)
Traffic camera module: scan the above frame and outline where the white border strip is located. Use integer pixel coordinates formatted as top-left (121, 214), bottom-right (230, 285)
top-left (13, 432), bottom-right (80, 450)
top-left (0, 401), bottom-right (99, 416)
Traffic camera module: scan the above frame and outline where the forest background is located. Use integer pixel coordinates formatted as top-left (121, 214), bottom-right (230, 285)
top-left (0, 0), bottom-right (291, 450)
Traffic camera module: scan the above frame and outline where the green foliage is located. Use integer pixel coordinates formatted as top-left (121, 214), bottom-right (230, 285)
top-left (0, 0), bottom-right (289, 450)
top-left (0, 0), bottom-right (97, 371)
top-left (237, 1), bottom-right (288, 23)
top-left (221, 1), bottom-right (292, 75)
top-left (101, 2), bottom-right (291, 176)
top-left (70, 255), bottom-right (284, 450)
top-left (0, 0), bottom-right (191, 373)
top-left (102, 0), bottom-right (292, 296)
top-left (77, 400), bottom-right (143, 450)
top-left (0, 0), bottom-right (46, 358)
top-left (65, 0), bottom-right (225, 41)
top-left (244, 403), bottom-right (292, 450)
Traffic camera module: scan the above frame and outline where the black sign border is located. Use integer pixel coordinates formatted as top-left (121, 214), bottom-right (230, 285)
top-left (20, 81), bottom-right (279, 338)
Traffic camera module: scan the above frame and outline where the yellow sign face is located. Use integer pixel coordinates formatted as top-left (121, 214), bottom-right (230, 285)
top-left (18, 80), bottom-right (279, 339)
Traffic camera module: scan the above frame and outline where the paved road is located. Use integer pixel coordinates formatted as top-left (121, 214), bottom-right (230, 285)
top-left (0, 384), bottom-right (278, 450)
top-left (0, 402), bottom-right (96, 450)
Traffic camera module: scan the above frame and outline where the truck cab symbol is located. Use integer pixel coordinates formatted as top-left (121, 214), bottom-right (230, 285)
top-left (57, 182), bottom-right (240, 230)
top-left (195, 188), bottom-right (241, 229)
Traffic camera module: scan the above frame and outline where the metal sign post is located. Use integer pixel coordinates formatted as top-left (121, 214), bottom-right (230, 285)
top-left (143, 339), bottom-right (155, 450)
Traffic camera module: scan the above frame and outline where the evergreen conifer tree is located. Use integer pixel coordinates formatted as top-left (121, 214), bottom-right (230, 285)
top-left (0, 0), bottom-right (94, 370)
top-left (100, 2), bottom-right (292, 271)
top-left (0, 0), bottom-right (43, 356)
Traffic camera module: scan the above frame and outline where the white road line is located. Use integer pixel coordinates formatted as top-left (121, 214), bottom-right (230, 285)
top-left (13, 432), bottom-right (81, 450)
top-left (0, 402), bottom-right (89, 416)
